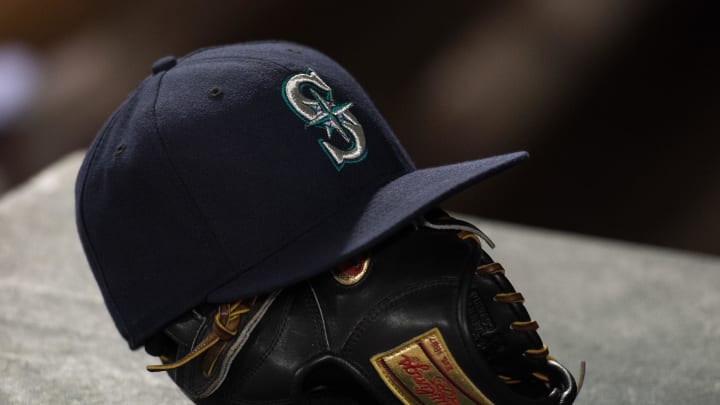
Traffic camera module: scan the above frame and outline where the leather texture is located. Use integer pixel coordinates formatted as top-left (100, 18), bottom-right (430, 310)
top-left (146, 223), bottom-right (577, 404)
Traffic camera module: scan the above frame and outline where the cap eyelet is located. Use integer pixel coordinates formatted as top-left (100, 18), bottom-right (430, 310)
top-left (114, 144), bottom-right (127, 156)
top-left (208, 87), bottom-right (223, 99)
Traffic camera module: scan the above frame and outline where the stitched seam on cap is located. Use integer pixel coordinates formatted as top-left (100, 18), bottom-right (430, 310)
top-left (367, 113), bottom-right (414, 170)
top-left (177, 55), bottom-right (295, 73)
top-left (176, 40), bottom-right (294, 63)
top-left (177, 40), bottom-right (309, 64)
top-left (150, 72), bottom-right (240, 297)
top-left (76, 98), bottom-right (132, 342)
top-left (151, 57), bottom-right (294, 277)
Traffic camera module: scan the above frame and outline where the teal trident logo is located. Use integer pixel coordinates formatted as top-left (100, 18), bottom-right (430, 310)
top-left (282, 69), bottom-right (367, 170)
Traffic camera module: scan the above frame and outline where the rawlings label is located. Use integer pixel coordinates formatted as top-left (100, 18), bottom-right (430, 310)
top-left (282, 69), bottom-right (367, 170)
top-left (370, 328), bottom-right (494, 405)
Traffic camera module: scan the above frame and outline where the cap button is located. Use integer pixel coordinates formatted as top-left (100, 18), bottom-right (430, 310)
top-left (151, 56), bottom-right (176, 74)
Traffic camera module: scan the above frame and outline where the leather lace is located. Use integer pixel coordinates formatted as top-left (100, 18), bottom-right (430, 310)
top-left (147, 298), bottom-right (255, 375)
top-left (457, 228), bottom-right (585, 404)
top-left (458, 231), bottom-right (551, 385)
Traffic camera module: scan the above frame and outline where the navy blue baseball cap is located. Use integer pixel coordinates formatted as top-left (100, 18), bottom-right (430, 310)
top-left (75, 41), bottom-right (528, 349)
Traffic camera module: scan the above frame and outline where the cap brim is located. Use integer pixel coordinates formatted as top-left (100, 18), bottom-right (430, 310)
top-left (208, 151), bottom-right (528, 303)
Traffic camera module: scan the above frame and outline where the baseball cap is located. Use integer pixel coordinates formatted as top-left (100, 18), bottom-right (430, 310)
top-left (75, 41), bottom-right (528, 349)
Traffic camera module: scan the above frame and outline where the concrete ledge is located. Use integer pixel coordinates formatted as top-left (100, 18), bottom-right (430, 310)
top-left (1, 153), bottom-right (718, 404)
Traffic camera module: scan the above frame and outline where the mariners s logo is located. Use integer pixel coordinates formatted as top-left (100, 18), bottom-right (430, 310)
top-left (282, 69), bottom-right (367, 170)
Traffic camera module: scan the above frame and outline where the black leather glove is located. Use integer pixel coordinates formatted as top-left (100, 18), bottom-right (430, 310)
top-left (145, 212), bottom-right (578, 404)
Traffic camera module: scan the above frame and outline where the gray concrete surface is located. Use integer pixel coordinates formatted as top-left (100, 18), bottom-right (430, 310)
top-left (1, 152), bottom-right (718, 404)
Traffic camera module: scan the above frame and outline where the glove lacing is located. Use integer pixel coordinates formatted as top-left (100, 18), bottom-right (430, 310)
top-left (458, 230), bottom-right (584, 402)
top-left (458, 231), bottom-right (550, 384)
top-left (147, 298), bottom-right (256, 376)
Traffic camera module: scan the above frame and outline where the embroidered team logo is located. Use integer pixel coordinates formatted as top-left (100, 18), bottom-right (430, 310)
top-left (282, 69), bottom-right (367, 170)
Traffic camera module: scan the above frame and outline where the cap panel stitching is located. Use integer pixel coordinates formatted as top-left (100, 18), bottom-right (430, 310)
top-left (150, 71), bottom-right (242, 295)
top-left (175, 55), bottom-right (294, 72)
top-left (76, 93), bottom-right (134, 343)
top-left (175, 40), bottom-right (302, 63)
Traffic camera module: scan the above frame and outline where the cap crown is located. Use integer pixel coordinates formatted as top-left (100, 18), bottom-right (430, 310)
top-left (76, 42), bottom-right (413, 348)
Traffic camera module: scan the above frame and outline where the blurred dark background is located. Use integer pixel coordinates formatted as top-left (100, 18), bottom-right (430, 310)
top-left (0, 0), bottom-right (718, 256)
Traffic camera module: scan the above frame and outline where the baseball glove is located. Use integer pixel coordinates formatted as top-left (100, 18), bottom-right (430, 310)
top-left (145, 211), bottom-right (580, 404)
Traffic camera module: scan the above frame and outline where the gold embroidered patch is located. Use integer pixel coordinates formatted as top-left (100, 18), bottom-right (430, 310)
top-left (370, 328), bottom-right (494, 405)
